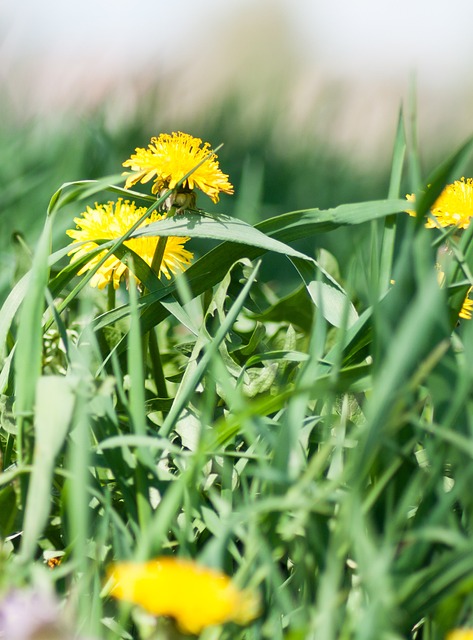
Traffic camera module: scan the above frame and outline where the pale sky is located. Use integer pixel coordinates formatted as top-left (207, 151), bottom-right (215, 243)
top-left (1, 0), bottom-right (472, 87)
top-left (303, 0), bottom-right (473, 86)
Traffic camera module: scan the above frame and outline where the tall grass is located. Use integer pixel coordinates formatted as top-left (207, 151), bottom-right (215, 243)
top-left (1, 101), bottom-right (473, 640)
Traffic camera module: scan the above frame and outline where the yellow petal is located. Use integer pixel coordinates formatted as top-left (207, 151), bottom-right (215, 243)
top-left (107, 557), bottom-right (260, 634)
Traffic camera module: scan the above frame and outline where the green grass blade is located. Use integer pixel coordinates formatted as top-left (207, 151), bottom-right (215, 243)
top-left (13, 214), bottom-right (53, 465)
top-left (379, 106), bottom-right (407, 293)
top-left (19, 375), bottom-right (75, 563)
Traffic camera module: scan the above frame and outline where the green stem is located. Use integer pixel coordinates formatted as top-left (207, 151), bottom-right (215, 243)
top-left (107, 282), bottom-right (116, 311)
top-left (149, 328), bottom-right (169, 404)
top-left (144, 223), bottom-right (173, 417)
top-left (135, 465), bottom-right (151, 530)
top-left (141, 330), bottom-right (150, 384)
top-left (150, 199), bottom-right (178, 277)
top-left (3, 433), bottom-right (14, 470)
top-left (151, 236), bottom-right (169, 277)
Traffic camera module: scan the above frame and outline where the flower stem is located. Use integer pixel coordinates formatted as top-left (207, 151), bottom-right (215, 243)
top-left (149, 328), bottom-right (169, 416)
top-left (151, 236), bottom-right (169, 276)
top-left (107, 281), bottom-right (116, 311)
top-left (146, 230), bottom-right (171, 416)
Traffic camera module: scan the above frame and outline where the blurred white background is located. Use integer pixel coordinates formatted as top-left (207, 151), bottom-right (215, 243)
top-left (1, 0), bottom-right (473, 152)
top-left (2, 0), bottom-right (473, 84)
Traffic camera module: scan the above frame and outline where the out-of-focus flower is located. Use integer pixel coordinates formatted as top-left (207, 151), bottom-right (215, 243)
top-left (436, 266), bottom-right (472, 321)
top-left (122, 132), bottom-right (234, 204)
top-left (405, 178), bottom-right (473, 229)
top-left (66, 199), bottom-right (193, 289)
top-left (459, 288), bottom-right (473, 320)
top-left (107, 556), bottom-right (260, 635)
top-left (0, 588), bottom-right (61, 640)
top-left (446, 630), bottom-right (473, 640)
top-left (0, 588), bottom-right (96, 640)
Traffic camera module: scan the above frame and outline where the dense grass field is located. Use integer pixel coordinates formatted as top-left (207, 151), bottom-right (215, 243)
top-left (2, 97), bottom-right (473, 640)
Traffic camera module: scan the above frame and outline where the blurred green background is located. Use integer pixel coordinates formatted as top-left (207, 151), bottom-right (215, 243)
top-left (2, 0), bottom-right (473, 302)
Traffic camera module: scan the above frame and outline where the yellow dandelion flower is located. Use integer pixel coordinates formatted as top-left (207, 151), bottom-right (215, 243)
top-left (433, 178), bottom-right (473, 228)
top-left (436, 266), bottom-right (472, 321)
top-left (459, 287), bottom-right (473, 320)
top-left (66, 199), bottom-right (193, 289)
top-left (107, 557), bottom-right (260, 635)
top-left (446, 630), bottom-right (473, 640)
top-left (122, 131), bottom-right (234, 204)
top-left (405, 192), bottom-right (436, 227)
top-left (405, 178), bottom-right (473, 229)
top-left (405, 192), bottom-right (416, 216)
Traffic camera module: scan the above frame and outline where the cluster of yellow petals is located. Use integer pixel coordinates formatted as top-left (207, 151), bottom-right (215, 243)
top-left (406, 178), bottom-right (473, 229)
top-left (407, 178), bottom-right (473, 321)
top-left (66, 199), bottom-right (193, 289)
top-left (436, 266), bottom-right (473, 322)
top-left (66, 132), bottom-right (234, 289)
top-left (123, 131), bottom-right (234, 204)
top-left (459, 290), bottom-right (473, 320)
top-left (107, 557), bottom-right (260, 635)
top-left (446, 630), bottom-right (473, 640)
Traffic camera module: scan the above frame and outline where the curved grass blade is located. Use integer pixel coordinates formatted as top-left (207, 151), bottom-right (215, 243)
top-left (415, 135), bottom-right (473, 223)
top-left (19, 375), bottom-right (76, 563)
top-left (379, 107), bottom-right (407, 293)
top-left (14, 213), bottom-right (53, 466)
top-left (131, 211), bottom-right (312, 261)
top-left (290, 256), bottom-right (359, 328)
top-left (47, 174), bottom-right (131, 215)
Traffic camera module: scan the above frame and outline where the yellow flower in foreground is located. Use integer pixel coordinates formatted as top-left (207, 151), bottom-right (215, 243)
top-left (66, 199), bottom-right (193, 289)
top-left (446, 630), bottom-right (473, 640)
top-left (406, 178), bottom-right (473, 229)
top-left (107, 557), bottom-right (260, 635)
top-left (122, 131), bottom-right (234, 204)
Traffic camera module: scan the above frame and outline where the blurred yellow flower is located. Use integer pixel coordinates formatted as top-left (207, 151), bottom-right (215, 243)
top-left (446, 630), bottom-right (473, 640)
top-left (122, 131), bottom-right (234, 204)
top-left (405, 193), bottom-right (434, 226)
top-left (107, 557), bottom-right (260, 634)
top-left (459, 288), bottom-right (473, 320)
top-left (436, 267), bottom-right (472, 321)
top-left (66, 199), bottom-right (193, 289)
top-left (406, 178), bottom-right (473, 229)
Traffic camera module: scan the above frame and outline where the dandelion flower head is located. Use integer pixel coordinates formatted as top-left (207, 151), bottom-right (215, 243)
top-left (66, 199), bottom-right (193, 289)
top-left (436, 265), bottom-right (472, 321)
top-left (406, 178), bottom-right (473, 229)
top-left (107, 557), bottom-right (260, 634)
top-left (122, 132), bottom-right (234, 204)
top-left (446, 630), bottom-right (473, 640)
top-left (459, 287), bottom-right (473, 320)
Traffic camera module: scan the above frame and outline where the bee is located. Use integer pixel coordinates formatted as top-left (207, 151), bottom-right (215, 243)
top-left (46, 556), bottom-right (63, 569)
